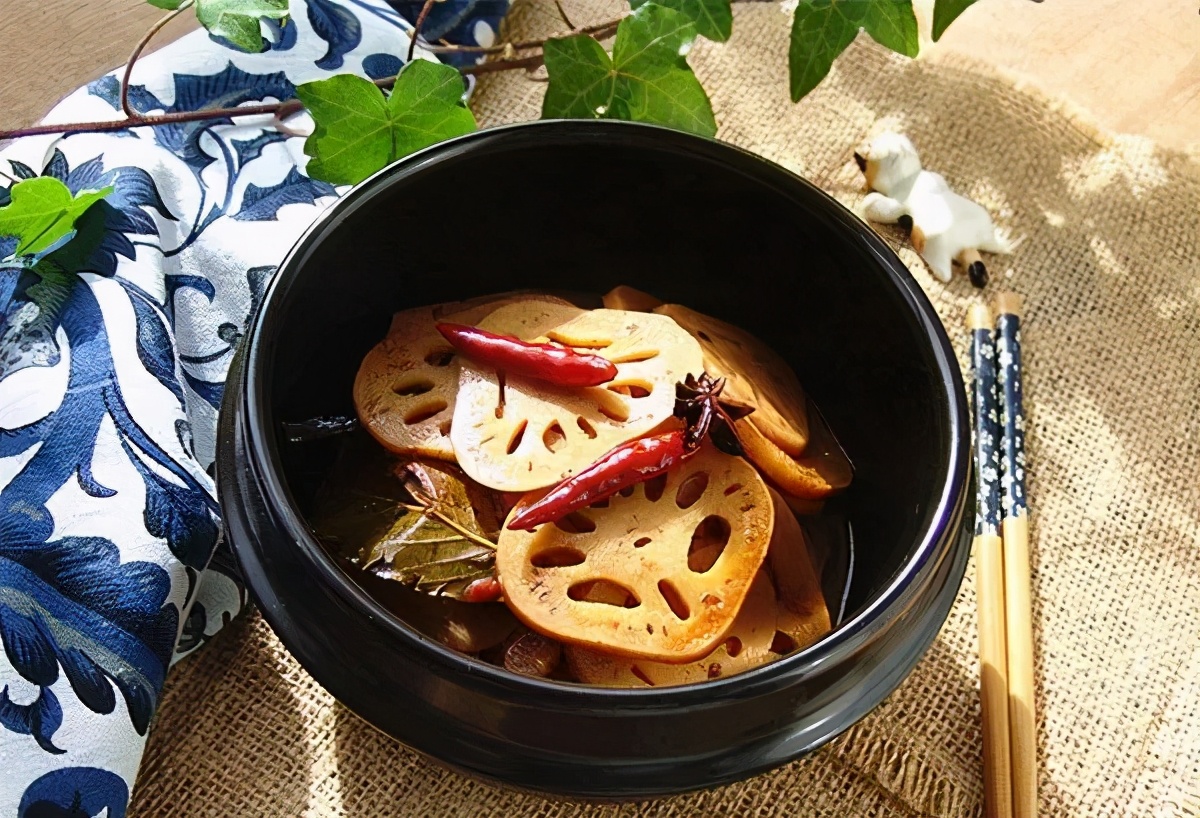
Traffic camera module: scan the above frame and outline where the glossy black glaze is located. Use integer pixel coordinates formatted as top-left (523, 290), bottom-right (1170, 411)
top-left (218, 121), bottom-right (973, 799)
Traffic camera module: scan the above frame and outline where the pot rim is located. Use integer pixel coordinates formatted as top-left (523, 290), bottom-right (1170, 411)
top-left (238, 119), bottom-right (971, 706)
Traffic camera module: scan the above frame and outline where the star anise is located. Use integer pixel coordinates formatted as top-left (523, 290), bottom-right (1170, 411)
top-left (673, 372), bottom-right (754, 457)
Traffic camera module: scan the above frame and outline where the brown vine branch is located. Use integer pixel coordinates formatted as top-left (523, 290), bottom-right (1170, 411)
top-left (407, 0), bottom-right (439, 63)
top-left (461, 53), bottom-right (549, 76)
top-left (424, 18), bottom-right (623, 55)
top-left (553, 0), bottom-right (578, 30)
top-left (0, 12), bottom-right (624, 142)
top-left (122, 0), bottom-right (195, 117)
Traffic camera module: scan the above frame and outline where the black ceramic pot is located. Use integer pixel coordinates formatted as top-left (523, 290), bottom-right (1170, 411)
top-left (218, 120), bottom-right (973, 800)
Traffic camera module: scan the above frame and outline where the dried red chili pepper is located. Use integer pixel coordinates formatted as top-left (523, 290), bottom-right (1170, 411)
top-left (506, 430), bottom-right (698, 530)
top-left (435, 323), bottom-right (618, 387)
top-left (505, 372), bottom-right (755, 531)
top-left (461, 576), bottom-right (503, 603)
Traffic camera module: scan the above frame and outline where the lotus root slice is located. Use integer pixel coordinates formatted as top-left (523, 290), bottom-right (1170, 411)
top-left (601, 285), bottom-right (664, 312)
top-left (496, 444), bottom-right (774, 663)
top-left (654, 303), bottom-right (810, 456)
top-left (734, 401), bottom-right (852, 500)
top-left (451, 306), bottom-right (703, 492)
top-left (766, 488), bottom-right (831, 651)
top-left (567, 491), bottom-right (832, 687)
top-left (353, 295), bottom-right (577, 461)
top-left (566, 568), bottom-right (780, 686)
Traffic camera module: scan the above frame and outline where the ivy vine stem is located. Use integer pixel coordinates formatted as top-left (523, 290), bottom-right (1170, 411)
top-left (407, 0), bottom-right (439, 63)
top-left (0, 14), bottom-right (629, 143)
top-left (554, 0), bottom-right (579, 30)
top-left (121, 0), bottom-right (196, 118)
top-left (425, 18), bottom-right (624, 55)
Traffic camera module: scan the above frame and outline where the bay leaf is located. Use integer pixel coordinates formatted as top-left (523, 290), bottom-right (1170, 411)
top-left (310, 434), bottom-right (497, 601)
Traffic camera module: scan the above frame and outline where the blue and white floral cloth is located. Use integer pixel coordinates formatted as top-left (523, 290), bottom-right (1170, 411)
top-left (0, 1), bottom-right (507, 813)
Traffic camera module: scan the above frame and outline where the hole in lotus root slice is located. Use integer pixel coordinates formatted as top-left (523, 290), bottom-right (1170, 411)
top-left (658, 580), bottom-right (691, 620)
top-left (591, 388), bottom-right (631, 423)
top-left (630, 666), bottom-right (656, 686)
top-left (498, 445), bottom-right (773, 663)
top-left (643, 474), bottom-right (668, 502)
top-left (654, 303), bottom-right (810, 456)
top-left (531, 546), bottom-right (587, 568)
top-left (769, 631), bottom-right (797, 656)
top-left (393, 375), bottom-right (435, 396)
top-left (404, 398), bottom-right (448, 426)
top-left (687, 516), bottom-right (731, 573)
top-left (452, 306), bottom-right (702, 492)
top-left (506, 420), bottom-right (528, 455)
top-left (542, 421), bottom-right (567, 453)
top-left (354, 294), bottom-right (573, 462)
top-left (606, 380), bottom-right (653, 399)
top-left (565, 569), bottom-right (779, 686)
top-left (568, 580), bottom-right (640, 608)
top-left (675, 472), bottom-right (710, 509)
top-left (553, 512), bottom-right (596, 534)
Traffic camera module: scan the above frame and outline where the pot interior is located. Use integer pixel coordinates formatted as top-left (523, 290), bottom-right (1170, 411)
top-left (261, 125), bottom-right (954, 629)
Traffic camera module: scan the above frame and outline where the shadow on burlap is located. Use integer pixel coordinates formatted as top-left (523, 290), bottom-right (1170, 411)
top-left (129, 3), bottom-right (1200, 816)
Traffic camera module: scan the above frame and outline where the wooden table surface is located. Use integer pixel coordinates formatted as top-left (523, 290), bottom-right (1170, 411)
top-left (1, 1), bottom-right (1197, 150)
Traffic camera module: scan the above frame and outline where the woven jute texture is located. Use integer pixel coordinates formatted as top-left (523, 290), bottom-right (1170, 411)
top-left (129, 3), bottom-right (1200, 816)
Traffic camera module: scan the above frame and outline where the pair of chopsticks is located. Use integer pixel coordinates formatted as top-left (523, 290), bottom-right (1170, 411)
top-left (968, 294), bottom-right (1035, 818)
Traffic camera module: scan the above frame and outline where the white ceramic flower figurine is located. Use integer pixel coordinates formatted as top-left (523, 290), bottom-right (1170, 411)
top-left (855, 132), bottom-right (1012, 287)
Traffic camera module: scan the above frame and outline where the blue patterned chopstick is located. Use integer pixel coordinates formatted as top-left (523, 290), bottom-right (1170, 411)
top-left (970, 305), bottom-right (1002, 538)
top-left (968, 302), bottom-right (1014, 818)
top-left (994, 292), bottom-right (1036, 818)
top-left (996, 298), bottom-right (1026, 520)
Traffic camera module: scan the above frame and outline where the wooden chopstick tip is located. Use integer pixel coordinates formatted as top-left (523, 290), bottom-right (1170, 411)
top-left (967, 303), bottom-right (994, 331)
top-left (994, 292), bottom-right (1024, 319)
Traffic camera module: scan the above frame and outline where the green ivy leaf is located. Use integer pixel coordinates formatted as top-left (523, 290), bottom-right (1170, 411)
top-left (195, 0), bottom-right (289, 53)
top-left (931, 0), bottom-right (978, 41)
top-left (630, 0), bottom-right (732, 42)
top-left (612, 3), bottom-right (715, 135)
top-left (543, 4), bottom-right (716, 138)
top-left (788, 0), bottom-right (917, 102)
top-left (22, 201), bottom-right (114, 337)
top-left (861, 0), bottom-right (919, 57)
top-left (788, 1), bottom-right (863, 102)
top-left (386, 59), bottom-right (478, 158)
top-left (297, 75), bottom-right (392, 186)
top-left (542, 36), bottom-right (615, 120)
top-left (0, 177), bottom-right (113, 258)
top-left (298, 61), bottom-right (477, 186)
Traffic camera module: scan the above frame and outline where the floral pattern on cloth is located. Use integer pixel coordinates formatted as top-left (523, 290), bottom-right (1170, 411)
top-left (0, 0), bottom-right (508, 812)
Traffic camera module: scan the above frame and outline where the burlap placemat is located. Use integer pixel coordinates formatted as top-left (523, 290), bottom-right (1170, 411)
top-left (128, 3), bottom-right (1200, 815)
